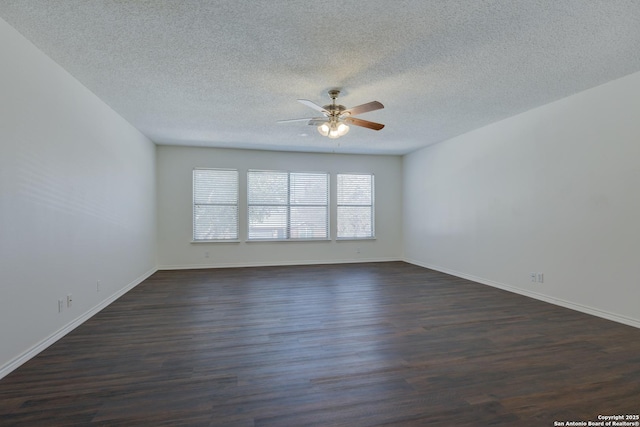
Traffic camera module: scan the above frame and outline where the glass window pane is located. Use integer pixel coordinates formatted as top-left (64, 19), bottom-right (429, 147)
top-left (290, 206), bottom-right (328, 239)
top-left (194, 169), bottom-right (238, 204)
top-left (194, 205), bottom-right (238, 240)
top-left (248, 170), bottom-right (288, 205)
top-left (248, 206), bottom-right (287, 239)
top-left (290, 173), bottom-right (328, 205)
top-left (337, 174), bottom-right (372, 205)
top-left (337, 206), bottom-right (372, 238)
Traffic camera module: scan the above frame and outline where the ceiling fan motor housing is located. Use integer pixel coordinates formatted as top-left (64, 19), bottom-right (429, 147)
top-left (323, 104), bottom-right (347, 116)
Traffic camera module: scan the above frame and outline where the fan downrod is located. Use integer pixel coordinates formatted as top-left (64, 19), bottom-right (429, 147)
top-left (323, 90), bottom-right (346, 114)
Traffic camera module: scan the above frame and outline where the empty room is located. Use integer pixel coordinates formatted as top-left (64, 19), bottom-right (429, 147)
top-left (1, 1), bottom-right (639, 426)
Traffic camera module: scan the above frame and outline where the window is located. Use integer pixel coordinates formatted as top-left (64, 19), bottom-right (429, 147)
top-left (193, 168), bottom-right (239, 241)
top-left (248, 170), bottom-right (329, 240)
top-left (337, 173), bottom-right (374, 239)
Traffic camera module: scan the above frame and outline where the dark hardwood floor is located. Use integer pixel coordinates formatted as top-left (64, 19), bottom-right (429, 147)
top-left (1, 262), bottom-right (639, 426)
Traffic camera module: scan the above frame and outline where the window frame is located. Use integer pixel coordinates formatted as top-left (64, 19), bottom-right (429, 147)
top-left (336, 173), bottom-right (375, 240)
top-left (247, 169), bottom-right (330, 241)
top-left (192, 168), bottom-right (240, 242)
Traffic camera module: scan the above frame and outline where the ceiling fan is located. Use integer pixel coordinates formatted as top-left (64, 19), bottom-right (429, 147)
top-left (278, 89), bottom-right (384, 139)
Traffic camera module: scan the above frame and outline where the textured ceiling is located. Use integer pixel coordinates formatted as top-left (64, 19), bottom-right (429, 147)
top-left (1, 1), bottom-right (640, 155)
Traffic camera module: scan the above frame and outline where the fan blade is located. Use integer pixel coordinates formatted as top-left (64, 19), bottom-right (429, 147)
top-left (278, 117), bottom-right (322, 123)
top-left (308, 119), bottom-right (329, 126)
top-left (342, 101), bottom-right (384, 117)
top-left (298, 99), bottom-right (329, 114)
top-left (344, 117), bottom-right (385, 131)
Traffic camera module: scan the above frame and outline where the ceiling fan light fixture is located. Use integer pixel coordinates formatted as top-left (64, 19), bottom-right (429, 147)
top-left (321, 121), bottom-right (350, 139)
top-left (317, 123), bottom-right (330, 136)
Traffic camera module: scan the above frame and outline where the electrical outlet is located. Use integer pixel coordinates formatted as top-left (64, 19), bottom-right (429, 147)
top-left (67, 294), bottom-right (73, 308)
top-left (58, 299), bottom-right (64, 313)
top-left (205, 251), bottom-right (210, 258)
top-left (530, 272), bottom-right (537, 282)
top-left (537, 273), bottom-right (544, 283)
top-left (97, 280), bottom-right (101, 292)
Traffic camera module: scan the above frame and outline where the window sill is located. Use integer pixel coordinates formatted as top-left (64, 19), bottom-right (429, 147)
top-left (191, 238), bottom-right (374, 243)
top-left (191, 240), bottom-right (241, 243)
top-left (336, 237), bottom-right (377, 241)
top-left (246, 238), bottom-right (331, 243)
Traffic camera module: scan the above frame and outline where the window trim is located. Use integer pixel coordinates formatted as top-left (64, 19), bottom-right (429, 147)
top-left (247, 169), bottom-right (330, 241)
top-left (336, 172), bottom-right (375, 240)
top-left (192, 167), bottom-right (239, 242)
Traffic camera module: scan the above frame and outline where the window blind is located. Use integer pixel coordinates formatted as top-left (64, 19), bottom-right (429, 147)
top-left (248, 170), bottom-right (329, 240)
top-left (193, 168), bottom-right (239, 240)
top-left (337, 173), bottom-right (374, 239)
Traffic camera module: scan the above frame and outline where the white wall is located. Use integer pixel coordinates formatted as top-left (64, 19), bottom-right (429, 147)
top-left (157, 146), bottom-right (402, 268)
top-left (0, 18), bottom-right (157, 377)
top-left (404, 71), bottom-right (640, 327)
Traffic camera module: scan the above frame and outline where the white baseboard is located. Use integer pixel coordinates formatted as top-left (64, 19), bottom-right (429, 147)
top-left (404, 258), bottom-right (640, 330)
top-left (157, 257), bottom-right (401, 270)
top-left (0, 267), bottom-right (158, 380)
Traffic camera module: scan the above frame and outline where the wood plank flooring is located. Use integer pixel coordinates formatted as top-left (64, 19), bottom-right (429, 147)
top-left (1, 262), bottom-right (639, 426)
